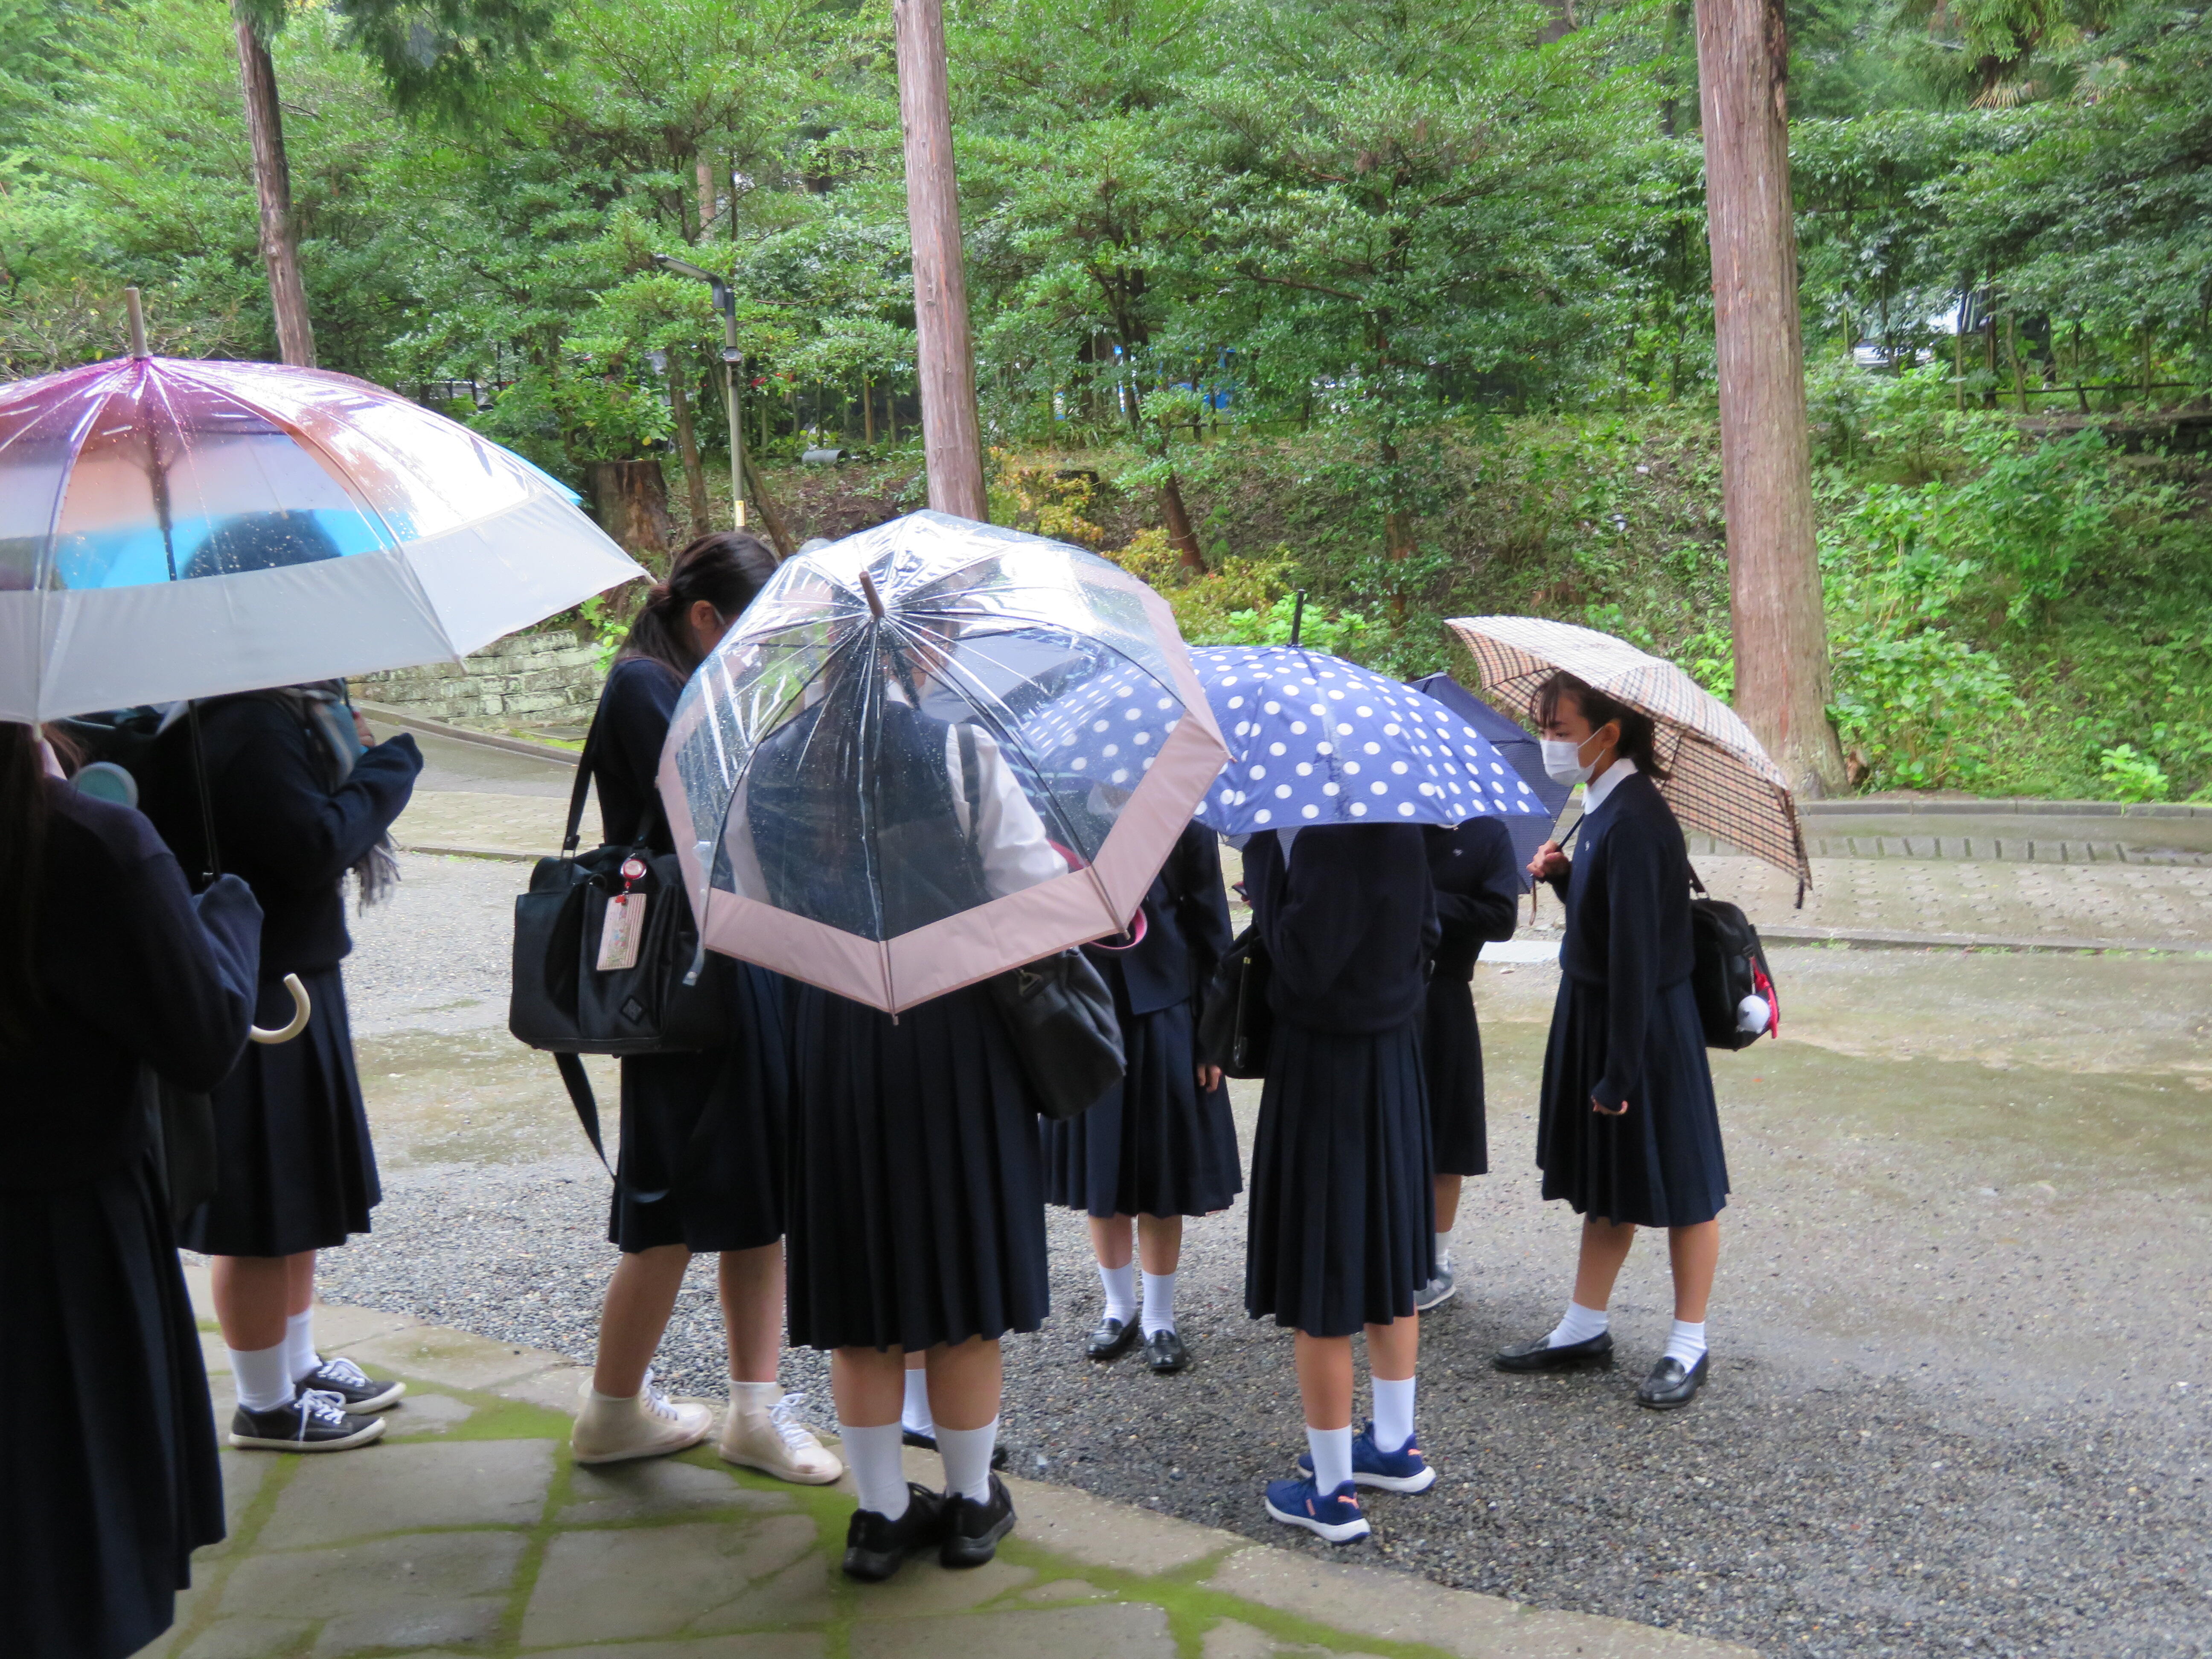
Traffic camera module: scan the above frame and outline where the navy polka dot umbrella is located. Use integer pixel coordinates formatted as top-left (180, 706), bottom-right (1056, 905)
top-left (1188, 645), bottom-right (1543, 833)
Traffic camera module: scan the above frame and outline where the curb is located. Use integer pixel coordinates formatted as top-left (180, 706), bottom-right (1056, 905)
top-left (394, 839), bottom-right (547, 864)
top-left (356, 700), bottom-right (580, 766)
top-left (1802, 797), bottom-right (2209, 820)
top-left (1758, 925), bottom-right (2210, 955)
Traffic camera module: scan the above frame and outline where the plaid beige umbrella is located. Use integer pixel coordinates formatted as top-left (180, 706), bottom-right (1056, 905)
top-left (1446, 615), bottom-right (1812, 896)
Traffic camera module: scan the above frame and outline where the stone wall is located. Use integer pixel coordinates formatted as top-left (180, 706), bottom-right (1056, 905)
top-left (351, 629), bottom-right (602, 729)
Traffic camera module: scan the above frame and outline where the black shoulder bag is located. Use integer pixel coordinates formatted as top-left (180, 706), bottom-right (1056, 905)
top-left (957, 726), bottom-right (1125, 1121)
top-left (1197, 924), bottom-right (1272, 1078)
top-left (1687, 866), bottom-right (1779, 1051)
top-left (509, 714), bottom-right (727, 1179)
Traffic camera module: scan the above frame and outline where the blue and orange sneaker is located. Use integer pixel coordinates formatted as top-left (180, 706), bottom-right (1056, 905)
top-left (1263, 1475), bottom-right (1371, 1543)
top-left (1295, 1421), bottom-right (1438, 1494)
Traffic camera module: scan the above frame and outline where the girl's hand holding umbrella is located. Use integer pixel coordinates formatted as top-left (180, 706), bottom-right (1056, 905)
top-left (1528, 840), bottom-right (1569, 883)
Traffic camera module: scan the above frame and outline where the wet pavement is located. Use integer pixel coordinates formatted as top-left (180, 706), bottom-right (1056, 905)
top-left (301, 846), bottom-right (2212, 1659)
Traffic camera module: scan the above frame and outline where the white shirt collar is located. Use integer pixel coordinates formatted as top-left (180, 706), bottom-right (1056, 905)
top-left (1583, 755), bottom-right (1638, 815)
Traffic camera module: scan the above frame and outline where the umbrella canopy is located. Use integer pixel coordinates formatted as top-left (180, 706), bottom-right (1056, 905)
top-left (657, 512), bottom-right (1229, 1015)
top-left (0, 354), bottom-right (643, 722)
top-left (1189, 645), bottom-right (1525, 835)
top-left (1445, 615), bottom-right (1812, 891)
top-left (1407, 671), bottom-right (1571, 885)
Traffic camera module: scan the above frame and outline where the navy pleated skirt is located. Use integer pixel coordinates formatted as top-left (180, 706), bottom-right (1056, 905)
top-left (1244, 1018), bottom-right (1433, 1337)
top-left (1537, 975), bottom-right (1729, 1227)
top-left (179, 966), bottom-right (378, 1258)
top-left (610, 963), bottom-right (788, 1254)
top-left (1, 1153), bottom-right (224, 1659)
top-left (785, 982), bottom-right (1050, 1353)
top-left (1421, 975), bottom-right (1489, 1177)
top-left (1039, 997), bottom-right (1242, 1220)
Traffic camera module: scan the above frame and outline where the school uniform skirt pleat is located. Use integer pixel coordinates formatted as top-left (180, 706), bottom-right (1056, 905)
top-left (1, 1152), bottom-right (225, 1659)
top-left (785, 982), bottom-right (1050, 1352)
top-left (1039, 996), bottom-right (1242, 1221)
top-left (1536, 975), bottom-right (1729, 1227)
top-left (1421, 976), bottom-right (1489, 1177)
top-left (610, 963), bottom-right (788, 1254)
top-left (1243, 1018), bottom-right (1433, 1337)
top-left (178, 967), bottom-right (378, 1258)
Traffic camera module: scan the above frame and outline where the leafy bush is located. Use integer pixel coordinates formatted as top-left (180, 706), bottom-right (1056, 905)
top-left (2097, 745), bottom-right (2171, 803)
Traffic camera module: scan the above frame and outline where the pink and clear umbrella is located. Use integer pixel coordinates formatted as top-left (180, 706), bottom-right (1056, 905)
top-left (0, 350), bottom-right (642, 722)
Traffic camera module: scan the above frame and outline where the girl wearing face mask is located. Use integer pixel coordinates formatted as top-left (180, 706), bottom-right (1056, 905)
top-left (1492, 671), bottom-right (1726, 1411)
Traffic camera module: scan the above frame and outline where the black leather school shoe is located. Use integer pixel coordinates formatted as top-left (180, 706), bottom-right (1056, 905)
top-left (842, 1483), bottom-right (947, 1582)
top-left (1491, 1331), bottom-right (1615, 1373)
top-left (941, 1473), bottom-right (1017, 1567)
top-left (1087, 1316), bottom-right (1140, 1360)
top-left (900, 1428), bottom-right (1009, 1470)
top-left (1142, 1328), bottom-right (1189, 1373)
top-left (1636, 1352), bottom-right (1709, 1410)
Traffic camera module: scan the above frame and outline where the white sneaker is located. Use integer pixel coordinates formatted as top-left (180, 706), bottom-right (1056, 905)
top-left (718, 1391), bottom-right (844, 1485)
top-left (570, 1371), bottom-right (714, 1464)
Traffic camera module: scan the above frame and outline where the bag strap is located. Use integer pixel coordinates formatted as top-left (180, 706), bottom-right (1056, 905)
top-left (553, 1053), bottom-right (616, 1179)
top-left (956, 723), bottom-right (985, 871)
top-left (562, 714), bottom-right (601, 856)
top-left (1688, 862), bottom-right (1708, 897)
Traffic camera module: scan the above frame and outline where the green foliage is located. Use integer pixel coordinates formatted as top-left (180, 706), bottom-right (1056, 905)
top-left (2097, 743), bottom-right (2171, 802)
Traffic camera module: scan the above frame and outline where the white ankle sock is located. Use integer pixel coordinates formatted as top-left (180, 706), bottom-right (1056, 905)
top-left (935, 1417), bottom-right (999, 1503)
top-left (230, 1341), bottom-right (295, 1413)
top-left (731, 1380), bottom-right (781, 1413)
top-left (1098, 1261), bottom-right (1137, 1324)
top-left (1664, 1319), bottom-right (1708, 1367)
top-left (1139, 1270), bottom-right (1177, 1337)
top-left (1305, 1424), bottom-right (1353, 1494)
top-left (900, 1368), bottom-right (934, 1436)
top-left (285, 1310), bottom-right (320, 1384)
top-left (1371, 1376), bottom-right (1416, 1454)
top-left (1548, 1300), bottom-right (1610, 1348)
top-left (1433, 1233), bottom-right (1452, 1275)
top-left (837, 1421), bottom-right (909, 1519)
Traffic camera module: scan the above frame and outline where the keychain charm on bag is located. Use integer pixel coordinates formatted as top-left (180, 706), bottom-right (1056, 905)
top-left (597, 857), bottom-right (649, 971)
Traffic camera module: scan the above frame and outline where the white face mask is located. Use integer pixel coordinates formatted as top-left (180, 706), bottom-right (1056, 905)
top-left (1540, 732), bottom-right (1602, 787)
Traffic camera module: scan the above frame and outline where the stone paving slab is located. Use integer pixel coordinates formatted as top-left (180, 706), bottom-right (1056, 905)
top-left (139, 1301), bottom-right (1752, 1659)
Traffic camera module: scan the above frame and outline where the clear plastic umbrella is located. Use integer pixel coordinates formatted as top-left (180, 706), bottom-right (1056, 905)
top-left (0, 349), bottom-right (642, 722)
top-left (658, 512), bottom-right (1230, 1013)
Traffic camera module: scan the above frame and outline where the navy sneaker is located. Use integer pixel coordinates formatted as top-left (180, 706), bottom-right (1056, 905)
top-left (1296, 1421), bottom-right (1438, 1494)
top-left (1263, 1475), bottom-right (1371, 1543)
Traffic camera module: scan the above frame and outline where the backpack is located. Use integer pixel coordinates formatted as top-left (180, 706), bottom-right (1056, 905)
top-left (1687, 869), bottom-right (1778, 1051)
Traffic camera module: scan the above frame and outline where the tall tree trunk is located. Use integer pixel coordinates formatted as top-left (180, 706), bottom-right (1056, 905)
top-left (232, 8), bottom-right (314, 367)
top-left (667, 361), bottom-right (712, 535)
top-left (893, 0), bottom-right (987, 520)
top-left (1160, 472), bottom-right (1203, 570)
top-left (695, 154), bottom-right (716, 241)
top-left (1694, 0), bottom-right (1846, 796)
top-left (588, 460), bottom-right (673, 559)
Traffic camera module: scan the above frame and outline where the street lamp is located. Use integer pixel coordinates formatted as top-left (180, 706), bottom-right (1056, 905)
top-left (653, 253), bottom-right (748, 533)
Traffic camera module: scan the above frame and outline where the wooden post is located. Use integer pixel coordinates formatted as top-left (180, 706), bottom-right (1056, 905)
top-left (893, 0), bottom-right (987, 521)
top-left (1694, 0), bottom-right (1846, 795)
top-left (231, 5), bottom-right (314, 368)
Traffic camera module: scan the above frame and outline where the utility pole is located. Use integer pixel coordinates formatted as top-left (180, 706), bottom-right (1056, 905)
top-left (892, 0), bottom-right (987, 521)
top-left (654, 254), bottom-right (794, 558)
top-left (1694, 0), bottom-right (1846, 794)
top-left (231, 3), bottom-right (314, 367)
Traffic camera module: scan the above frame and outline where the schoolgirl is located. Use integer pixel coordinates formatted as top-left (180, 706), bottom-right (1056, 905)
top-left (1415, 814), bottom-right (1522, 1311)
top-left (1, 722), bottom-right (261, 1659)
top-left (1042, 818), bottom-right (1241, 1372)
top-left (567, 533), bottom-right (838, 1484)
top-left (1243, 823), bottom-right (1440, 1543)
top-left (1492, 671), bottom-right (1727, 1410)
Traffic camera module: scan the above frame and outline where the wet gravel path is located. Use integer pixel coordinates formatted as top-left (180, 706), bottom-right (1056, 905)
top-left (312, 856), bottom-right (2211, 1659)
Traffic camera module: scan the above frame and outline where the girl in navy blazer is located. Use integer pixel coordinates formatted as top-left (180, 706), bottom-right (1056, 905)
top-left (1491, 672), bottom-right (1727, 1410)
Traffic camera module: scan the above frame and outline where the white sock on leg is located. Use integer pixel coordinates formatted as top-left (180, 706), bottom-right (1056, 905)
top-left (1139, 1270), bottom-right (1177, 1337)
top-left (230, 1341), bottom-right (295, 1413)
top-left (1664, 1319), bottom-right (1708, 1367)
top-left (1305, 1424), bottom-right (1354, 1494)
top-left (837, 1422), bottom-right (910, 1520)
top-left (1097, 1261), bottom-right (1137, 1324)
top-left (1433, 1233), bottom-right (1452, 1275)
top-left (1371, 1376), bottom-right (1416, 1453)
top-left (731, 1380), bottom-right (781, 1413)
top-left (285, 1310), bottom-right (320, 1384)
top-left (900, 1368), bottom-right (934, 1436)
top-left (1548, 1300), bottom-right (1609, 1348)
top-left (935, 1417), bottom-right (999, 1503)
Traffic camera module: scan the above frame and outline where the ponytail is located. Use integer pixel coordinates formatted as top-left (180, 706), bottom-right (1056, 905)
top-left (618, 532), bottom-right (780, 678)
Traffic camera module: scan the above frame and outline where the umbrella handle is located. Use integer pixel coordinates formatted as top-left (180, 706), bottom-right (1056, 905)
top-left (248, 973), bottom-right (312, 1045)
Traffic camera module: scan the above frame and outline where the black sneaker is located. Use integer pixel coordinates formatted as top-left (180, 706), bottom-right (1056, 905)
top-left (230, 1389), bottom-right (387, 1452)
top-left (298, 1356), bottom-right (405, 1414)
top-left (900, 1428), bottom-right (1008, 1470)
top-left (842, 1483), bottom-right (947, 1582)
top-left (940, 1473), bottom-right (1016, 1568)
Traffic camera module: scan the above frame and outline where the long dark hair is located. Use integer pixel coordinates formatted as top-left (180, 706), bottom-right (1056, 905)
top-left (618, 532), bottom-right (778, 678)
top-left (0, 722), bottom-right (54, 1048)
top-left (1531, 671), bottom-right (1671, 781)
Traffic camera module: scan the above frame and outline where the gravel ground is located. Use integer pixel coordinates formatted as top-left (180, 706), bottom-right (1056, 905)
top-left (309, 856), bottom-right (2211, 1659)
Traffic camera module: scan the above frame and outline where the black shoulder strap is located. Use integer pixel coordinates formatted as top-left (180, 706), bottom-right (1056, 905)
top-left (562, 714), bottom-right (600, 856)
top-left (553, 1053), bottom-right (614, 1179)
